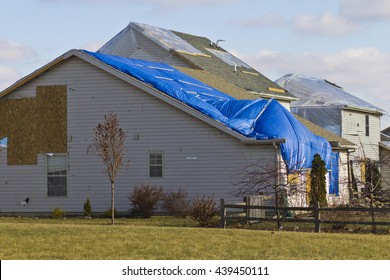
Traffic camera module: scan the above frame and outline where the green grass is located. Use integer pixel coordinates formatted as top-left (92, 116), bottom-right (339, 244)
top-left (0, 217), bottom-right (389, 260)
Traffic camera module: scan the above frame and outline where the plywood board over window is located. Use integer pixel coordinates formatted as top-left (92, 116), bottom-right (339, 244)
top-left (0, 85), bottom-right (67, 165)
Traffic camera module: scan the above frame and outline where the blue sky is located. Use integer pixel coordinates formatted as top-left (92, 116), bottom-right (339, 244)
top-left (1, 0), bottom-right (389, 128)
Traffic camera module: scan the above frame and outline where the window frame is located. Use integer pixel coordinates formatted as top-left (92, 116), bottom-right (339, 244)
top-left (148, 151), bottom-right (164, 178)
top-left (46, 153), bottom-right (68, 197)
top-left (365, 114), bottom-right (370, 136)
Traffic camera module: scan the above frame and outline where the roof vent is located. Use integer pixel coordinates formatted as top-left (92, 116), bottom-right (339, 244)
top-left (216, 39), bottom-right (225, 48)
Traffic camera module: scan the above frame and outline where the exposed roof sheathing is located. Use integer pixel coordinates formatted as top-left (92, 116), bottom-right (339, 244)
top-left (173, 30), bottom-right (296, 100)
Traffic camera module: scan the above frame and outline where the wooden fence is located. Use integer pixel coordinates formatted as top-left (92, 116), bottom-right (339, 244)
top-left (220, 199), bottom-right (390, 233)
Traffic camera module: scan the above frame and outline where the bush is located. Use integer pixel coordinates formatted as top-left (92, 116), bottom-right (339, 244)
top-left (103, 207), bottom-right (117, 219)
top-left (51, 207), bottom-right (67, 218)
top-left (130, 184), bottom-right (164, 218)
top-left (189, 195), bottom-right (220, 227)
top-left (83, 198), bottom-right (92, 217)
top-left (163, 188), bottom-right (190, 218)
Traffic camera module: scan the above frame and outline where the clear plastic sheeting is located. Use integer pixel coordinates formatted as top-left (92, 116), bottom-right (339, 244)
top-left (292, 107), bottom-right (341, 136)
top-left (99, 22), bottom-right (205, 57)
top-left (84, 51), bottom-right (332, 172)
top-left (98, 23), bottom-right (140, 57)
top-left (276, 73), bottom-right (385, 137)
top-left (276, 73), bottom-right (384, 111)
top-left (205, 48), bottom-right (252, 69)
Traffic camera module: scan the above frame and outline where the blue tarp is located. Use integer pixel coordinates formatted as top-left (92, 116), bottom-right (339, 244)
top-left (84, 50), bottom-right (332, 172)
top-left (329, 152), bottom-right (339, 195)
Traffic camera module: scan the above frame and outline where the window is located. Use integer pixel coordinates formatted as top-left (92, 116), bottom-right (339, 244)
top-left (365, 115), bottom-right (369, 136)
top-left (149, 152), bottom-right (163, 178)
top-left (47, 154), bottom-right (67, 196)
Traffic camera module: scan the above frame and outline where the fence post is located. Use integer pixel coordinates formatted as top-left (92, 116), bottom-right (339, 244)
top-left (245, 196), bottom-right (250, 226)
top-left (220, 198), bottom-right (226, 229)
top-left (314, 201), bottom-right (321, 233)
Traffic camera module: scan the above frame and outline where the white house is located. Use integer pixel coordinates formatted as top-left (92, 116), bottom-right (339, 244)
top-left (276, 73), bottom-right (384, 196)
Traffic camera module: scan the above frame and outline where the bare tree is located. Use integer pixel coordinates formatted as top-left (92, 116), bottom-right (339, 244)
top-left (93, 113), bottom-right (126, 225)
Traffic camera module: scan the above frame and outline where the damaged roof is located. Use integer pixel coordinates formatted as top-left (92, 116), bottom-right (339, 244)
top-left (276, 73), bottom-right (384, 114)
top-left (98, 22), bottom-right (297, 102)
top-left (172, 30), bottom-right (296, 101)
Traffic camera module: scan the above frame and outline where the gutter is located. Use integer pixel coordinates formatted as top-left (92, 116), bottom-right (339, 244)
top-left (343, 105), bottom-right (384, 116)
top-left (241, 138), bottom-right (285, 145)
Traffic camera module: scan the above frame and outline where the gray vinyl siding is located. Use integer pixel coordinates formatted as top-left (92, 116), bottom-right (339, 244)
top-left (0, 57), bottom-right (276, 213)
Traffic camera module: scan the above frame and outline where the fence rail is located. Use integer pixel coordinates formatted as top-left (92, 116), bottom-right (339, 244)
top-left (220, 199), bottom-right (390, 233)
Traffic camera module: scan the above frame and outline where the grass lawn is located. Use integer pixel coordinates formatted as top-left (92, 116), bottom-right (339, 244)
top-left (0, 216), bottom-right (389, 260)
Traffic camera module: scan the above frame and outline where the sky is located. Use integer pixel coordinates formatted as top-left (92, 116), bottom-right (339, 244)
top-left (1, 0), bottom-right (389, 129)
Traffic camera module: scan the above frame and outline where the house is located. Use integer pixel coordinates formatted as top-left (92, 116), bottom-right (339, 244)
top-left (0, 49), bottom-right (334, 214)
top-left (276, 73), bottom-right (384, 194)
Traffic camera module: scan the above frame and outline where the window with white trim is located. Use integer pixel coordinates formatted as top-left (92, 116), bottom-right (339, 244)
top-left (47, 154), bottom-right (67, 196)
top-left (149, 152), bottom-right (163, 178)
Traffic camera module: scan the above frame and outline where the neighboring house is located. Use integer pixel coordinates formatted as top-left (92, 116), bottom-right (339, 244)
top-left (98, 22), bottom-right (298, 110)
top-left (276, 73), bottom-right (384, 194)
top-left (276, 73), bottom-right (383, 160)
top-left (0, 50), bottom-right (332, 214)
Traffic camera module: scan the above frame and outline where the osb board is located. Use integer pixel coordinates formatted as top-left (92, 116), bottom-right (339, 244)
top-left (0, 85), bottom-right (67, 165)
top-left (176, 67), bottom-right (257, 100)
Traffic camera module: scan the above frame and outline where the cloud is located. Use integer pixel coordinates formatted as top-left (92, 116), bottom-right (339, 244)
top-left (339, 0), bottom-right (390, 21)
top-left (0, 39), bottom-right (35, 61)
top-left (293, 12), bottom-right (359, 36)
top-left (230, 11), bottom-right (360, 37)
top-left (228, 13), bottom-right (286, 28)
top-left (0, 66), bottom-right (21, 91)
top-left (78, 41), bottom-right (104, 52)
top-left (231, 47), bottom-right (390, 116)
top-left (230, 0), bottom-right (390, 37)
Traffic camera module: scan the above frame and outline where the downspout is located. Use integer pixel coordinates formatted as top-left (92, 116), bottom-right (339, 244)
top-left (273, 141), bottom-right (282, 229)
top-left (347, 150), bottom-right (352, 201)
top-left (273, 141), bottom-right (281, 187)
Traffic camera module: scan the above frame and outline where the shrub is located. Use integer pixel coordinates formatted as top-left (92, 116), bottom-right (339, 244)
top-left (130, 184), bottom-right (164, 218)
top-left (163, 188), bottom-right (190, 218)
top-left (309, 154), bottom-right (328, 207)
top-left (103, 207), bottom-right (117, 219)
top-left (51, 207), bottom-right (67, 218)
top-left (83, 198), bottom-right (92, 217)
top-left (189, 195), bottom-right (220, 227)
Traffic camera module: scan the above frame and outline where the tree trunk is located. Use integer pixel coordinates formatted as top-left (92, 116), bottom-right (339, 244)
top-left (111, 181), bottom-right (115, 225)
top-left (275, 189), bottom-right (281, 229)
top-left (370, 195), bottom-right (377, 233)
